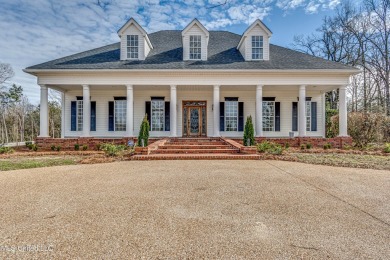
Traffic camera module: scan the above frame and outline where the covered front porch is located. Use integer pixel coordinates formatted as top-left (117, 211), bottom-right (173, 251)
top-left (37, 83), bottom-right (349, 139)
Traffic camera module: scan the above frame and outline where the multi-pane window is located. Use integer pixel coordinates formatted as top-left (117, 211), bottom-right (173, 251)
top-left (189, 35), bottom-right (201, 60)
top-left (306, 101), bottom-right (311, 131)
top-left (114, 100), bottom-right (126, 131)
top-left (252, 35), bottom-right (263, 60)
top-left (127, 35), bottom-right (139, 59)
top-left (262, 101), bottom-right (275, 131)
top-left (225, 101), bottom-right (238, 131)
top-left (77, 100), bottom-right (83, 131)
top-left (151, 100), bottom-right (165, 131)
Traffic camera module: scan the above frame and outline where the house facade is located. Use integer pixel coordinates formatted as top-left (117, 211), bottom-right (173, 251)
top-left (25, 18), bottom-right (358, 142)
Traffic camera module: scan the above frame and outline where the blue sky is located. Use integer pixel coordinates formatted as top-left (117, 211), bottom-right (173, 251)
top-left (0, 0), bottom-right (342, 104)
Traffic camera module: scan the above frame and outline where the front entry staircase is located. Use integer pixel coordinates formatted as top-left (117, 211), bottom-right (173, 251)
top-left (131, 138), bottom-right (260, 160)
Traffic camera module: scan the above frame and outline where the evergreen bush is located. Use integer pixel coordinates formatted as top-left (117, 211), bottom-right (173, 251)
top-left (138, 114), bottom-right (150, 147)
top-left (243, 115), bottom-right (255, 146)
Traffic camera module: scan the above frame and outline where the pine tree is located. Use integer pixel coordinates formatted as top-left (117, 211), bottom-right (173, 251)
top-left (243, 115), bottom-right (255, 146)
top-left (137, 114), bottom-right (150, 147)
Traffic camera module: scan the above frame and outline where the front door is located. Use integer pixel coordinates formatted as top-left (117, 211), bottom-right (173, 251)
top-left (188, 107), bottom-right (201, 136)
top-left (183, 101), bottom-right (207, 137)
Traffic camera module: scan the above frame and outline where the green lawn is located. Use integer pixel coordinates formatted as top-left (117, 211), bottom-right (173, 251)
top-left (290, 153), bottom-right (390, 170)
top-left (0, 157), bottom-right (77, 171)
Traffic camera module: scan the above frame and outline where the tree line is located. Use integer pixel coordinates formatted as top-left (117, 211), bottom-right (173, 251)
top-left (0, 63), bottom-right (61, 144)
top-left (294, 0), bottom-right (390, 115)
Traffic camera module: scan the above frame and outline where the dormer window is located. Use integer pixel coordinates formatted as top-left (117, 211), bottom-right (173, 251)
top-left (189, 35), bottom-right (202, 60)
top-left (252, 36), bottom-right (263, 60)
top-left (127, 35), bottom-right (139, 59)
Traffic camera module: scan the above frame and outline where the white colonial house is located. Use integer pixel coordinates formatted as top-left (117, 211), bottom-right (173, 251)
top-left (25, 18), bottom-right (358, 140)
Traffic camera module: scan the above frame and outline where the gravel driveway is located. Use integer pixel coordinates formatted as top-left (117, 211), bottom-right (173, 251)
top-left (0, 161), bottom-right (389, 259)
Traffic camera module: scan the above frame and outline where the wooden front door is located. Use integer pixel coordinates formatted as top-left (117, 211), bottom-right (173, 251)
top-left (183, 101), bottom-right (207, 137)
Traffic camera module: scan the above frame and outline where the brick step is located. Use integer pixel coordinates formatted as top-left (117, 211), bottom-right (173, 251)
top-left (131, 154), bottom-right (261, 160)
top-left (167, 139), bottom-right (222, 143)
top-left (166, 142), bottom-right (227, 145)
top-left (160, 145), bottom-right (231, 149)
top-left (150, 148), bottom-right (239, 154)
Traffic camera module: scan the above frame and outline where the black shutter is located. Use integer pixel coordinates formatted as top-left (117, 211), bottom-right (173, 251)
top-left (145, 101), bottom-right (151, 127)
top-left (108, 101), bottom-right (114, 131)
top-left (292, 102), bottom-right (298, 131)
top-left (275, 102), bottom-right (281, 131)
top-left (90, 101), bottom-right (96, 131)
top-left (238, 102), bottom-right (244, 131)
top-left (219, 102), bottom-right (225, 131)
top-left (71, 101), bottom-right (77, 131)
top-left (165, 102), bottom-right (170, 131)
top-left (311, 102), bottom-right (317, 131)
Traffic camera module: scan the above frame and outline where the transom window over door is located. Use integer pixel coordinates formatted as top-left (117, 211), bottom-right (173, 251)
top-left (151, 100), bottom-right (165, 131)
top-left (127, 35), bottom-right (139, 59)
top-left (252, 35), bottom-right (263, 60)
top-left (189, 35), bottom-right (201, 60)
top-left (225, 101), bottom-right (238, 131)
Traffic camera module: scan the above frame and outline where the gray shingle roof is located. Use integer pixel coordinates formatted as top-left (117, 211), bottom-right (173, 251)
top-left (26, 30), bottom-right (357, 71)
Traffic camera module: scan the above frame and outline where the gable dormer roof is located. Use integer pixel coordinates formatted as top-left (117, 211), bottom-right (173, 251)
top-left (117, 18), bottom-right (153, 49)
top-left (237, 19), bottom-right (272, 50)
top-left (182, 18), bottom-right (209, 37)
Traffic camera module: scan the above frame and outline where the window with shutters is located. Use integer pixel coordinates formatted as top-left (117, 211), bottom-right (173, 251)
top-left (252, 35), bottom-right (263, 60)
top-left (127, 35), bottom-right (139, 59)
top-left (306, 101), bottom-right (311, 131)
top-left (262, 101), bottom-right (275, 131)
top-left (77, 100), bottom-right (83, 131)
top-left (114, 100), bottom-right (126, 131)
top-left (225, 101), bottom-right (238, 131)
top-left (189, 35), bottom-right (201, 60)
top-left (151, 100), bottom-right (165, 131)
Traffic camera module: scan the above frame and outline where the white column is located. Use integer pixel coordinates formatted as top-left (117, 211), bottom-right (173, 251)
top-left (82, 85), bottom-right (90, 137)
top-left (213, 85), bottom-right (220, 137)
top-left (321, 92), bottom-right (326, 138)
top-left (339, 86), bottom-right (348, 136)
top-left (126, 85), bottom-right (134, 137)
top-left (170, 85), bottom-right (177, 137)
top-left (39, 85), bottom-right (49, 137)
top-left (61, 92), bottom-right (65, 138)
top-left (298, 85), bottom-right (306, 137)
top-left (256, 85), bottom-right (263, 137)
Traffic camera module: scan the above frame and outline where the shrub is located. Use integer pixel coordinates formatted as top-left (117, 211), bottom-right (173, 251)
top-left (323, 143), bottom-right (332, 150)
top-left (31, 144), bottom-right (38, 151)
top-left (284, 143), bottom-right (290, 149)
top-left (243, 115), bottom-right (255, 146)
top-left (138, 114), bottom-right (150, 147)
top-left (0, 147), bottom-right (14, 154)
top-left (96, 144), bottom-right (101, 151)
top-left (56, 146), bottom-right (61, 152)
top-left (384, 143), bottom-right (390, 153)
top-left (51, 145), bottom-right (56, 151)
top-left (330, 112), bottom-right (388, 147)
top-left (74, 144), bottom-right (80, 151)
top-left (25, 141), bottom-right (33, 149)
top-left (257, 141), bottom-right (272, 153)
top-left (82, 145), bottom-right (88, 151)
top-left (257, 141), bottom-right (284, 155)
top-left (306, 143), bottom-right (312, 149)
top-left (100, 143), bottom-right (126, 157)
top-left (300, 144), bottom-right (306, 150)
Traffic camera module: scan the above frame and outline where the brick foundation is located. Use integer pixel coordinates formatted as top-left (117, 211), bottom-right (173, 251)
top-left (36, 136), bottom-right (353, 151)
top-left (35, 137), bottom-right (159, 150)
top-left (232, 137), bottom-right (353, 149)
